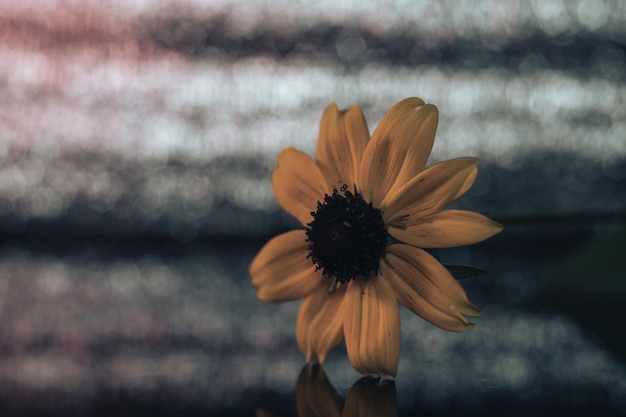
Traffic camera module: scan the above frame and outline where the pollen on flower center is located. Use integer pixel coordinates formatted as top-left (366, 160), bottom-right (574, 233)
top-left (306, 185), bottom-right (387, 284)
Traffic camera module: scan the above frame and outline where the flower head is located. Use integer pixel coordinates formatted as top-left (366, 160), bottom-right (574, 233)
top-left (249, 98), bottom-right (503, 377)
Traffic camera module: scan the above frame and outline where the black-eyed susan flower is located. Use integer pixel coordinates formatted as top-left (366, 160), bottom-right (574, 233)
top-left (249, 98), bottom-right (503, 377)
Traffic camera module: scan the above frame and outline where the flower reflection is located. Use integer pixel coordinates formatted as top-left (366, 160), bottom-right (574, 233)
top-left (259, 364), bottom-right (397, 417)
top-left (342, 374), bottom-right (397, 417)
top-left (256, 363), bottom-right (398, 417)
top-left (296, 364), bottom-right (344, 417)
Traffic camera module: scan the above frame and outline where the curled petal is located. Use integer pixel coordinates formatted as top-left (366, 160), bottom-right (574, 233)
top-left (389, 210), bottom-right (503, 249)
top-left (295, 364), bottom-right (343, 417)
top-left (358, 98), bottom-right (438, 207)
top-left (272, 147), bottom-right (329, 227)
top-left (316, 103), bottom-right (370, 190)
top-left (249, 230), bottom-right (322, 302)
top-left (296, 285), bottom-right (346, 363)
top-left (344, 277), bottom-right (400, 377)
top-left (381, 244), bottom-right (481, 332)
top-left (384, 157), bottom-right (479, 224)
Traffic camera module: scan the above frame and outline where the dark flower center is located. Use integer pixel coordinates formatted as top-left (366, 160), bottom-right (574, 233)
top-left (306, 185), bottom-right (387, 284)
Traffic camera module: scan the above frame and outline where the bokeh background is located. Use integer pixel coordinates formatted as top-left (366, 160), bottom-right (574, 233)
top-left (0, 0), bottom-right (625, 415)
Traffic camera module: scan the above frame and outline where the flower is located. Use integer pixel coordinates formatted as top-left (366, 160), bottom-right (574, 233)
top-left (249, 97), bottom-right (503, 377)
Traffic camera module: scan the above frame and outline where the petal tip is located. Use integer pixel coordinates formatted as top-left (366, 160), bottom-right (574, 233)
top-left (464, 302), bottom-right (483, 317)
top-left (492, 220), bottom-right (505, 234)
top-left (399, 97), bottom-right (426, 108)
top-left (277, 146), bottom-right (296, 159)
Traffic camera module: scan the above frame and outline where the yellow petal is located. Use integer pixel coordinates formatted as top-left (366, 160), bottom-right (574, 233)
top-left (295, 364), bottom-right (343, 417)
top-left (357, 98), bottom-right (438, 207)
top-left (383, 157), bottom-right (479, 225)
top-left (272, 147), bottom-right (329, 227)
top-left (344, 277), bottom-right (400, 377)
top-left (389, 209), bottom-right (503, 248)
top-left (316, 103), bottom-right (370, 190)
top-left (343, 104), bottom-right (371, 186)
top-left (296, 285), bottom-right (346, 363)
top-left (381, 244), bottom-right (481, 332)
top-left (453, 161), bottom-right (478, 201)
top-left (249, 230), bottom-right (322, 302)
top-left (343, 376), bottom-right (397, 417)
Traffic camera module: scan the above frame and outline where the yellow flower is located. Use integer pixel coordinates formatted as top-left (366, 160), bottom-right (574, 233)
top-left (249, 97), bottom-right (503, 377)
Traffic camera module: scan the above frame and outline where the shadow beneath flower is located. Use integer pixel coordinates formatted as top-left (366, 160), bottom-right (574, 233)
top-left (258, 364), bottom-right (397, 417)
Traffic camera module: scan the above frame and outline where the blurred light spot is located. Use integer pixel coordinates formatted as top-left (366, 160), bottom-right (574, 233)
top-left (225, 4), bottom-right (262, 38)
top-left (139, 257), bottom-right (180, 296)
top-left (0, 167), bottom-right (28, 200)
top-left (9, 356), bottom-right (89, 390)
top-left (36, 262), bottom-right (70, 297)
top-left (577, 0), bottom-right (609, 31)
top-left (491, 355), bottom-right (534, 388)
top-left (532, 0), bottom-right (574, 36)
top-left (27, 187), bottom-right (67, 218)
top-left (575, 352), bottom-right (605, 376)
top-left (178, 172), bottom-right (213, 204)
top-left (108, 261), bottom-right (141, 295)
top-left (108, 356), bottom-right (154, 388)
top-left (88, 172), bottom-right (124, 212)
top-left (336, 34), bottom-right (367, 62)
top-left (229, 177), bottom-right (274, 211)
top-left (161, 354), bottom-right (195, 385)
top-left (421, 328), bottom-right (448, 360)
